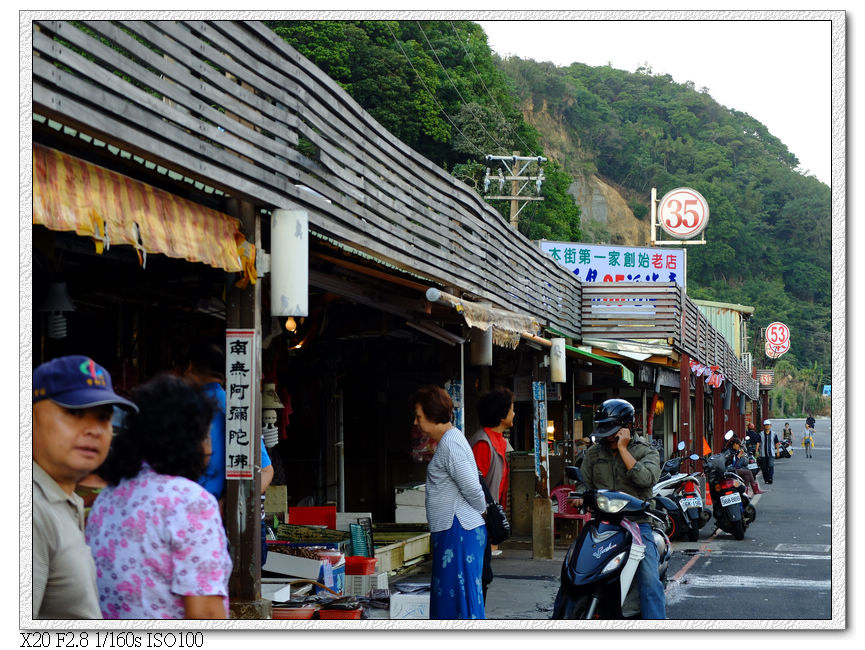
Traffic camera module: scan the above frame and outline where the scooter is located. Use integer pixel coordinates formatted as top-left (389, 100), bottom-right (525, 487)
top-left (551, 466), bottom-right (672, 620)
top-left (652, 442), bottom-right (710, 542)
top-left (704, 434), bottom-right (756, 540)
top-left (777, 439), bottom-right (794, 459)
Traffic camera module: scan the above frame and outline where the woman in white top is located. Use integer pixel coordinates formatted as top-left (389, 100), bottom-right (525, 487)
top-left (413, 385), bottom-right (487, 620)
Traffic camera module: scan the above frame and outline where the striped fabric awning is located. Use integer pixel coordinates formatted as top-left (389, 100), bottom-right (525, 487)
top-left (33, 143), bottom-right (254, 277)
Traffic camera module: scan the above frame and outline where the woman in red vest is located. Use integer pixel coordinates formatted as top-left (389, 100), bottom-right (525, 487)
top-left (469, 387), bottom-right (514, 603)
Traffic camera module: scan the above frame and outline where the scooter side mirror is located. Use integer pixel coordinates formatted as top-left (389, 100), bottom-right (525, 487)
top-left (677, 441), bottom-right (686, 451)
top-left (564, 465), bottom-right (583, 482)
top-left (689, 454), bottom-right (700, 461)
top-left (724, 430), bottom-right (735, 441)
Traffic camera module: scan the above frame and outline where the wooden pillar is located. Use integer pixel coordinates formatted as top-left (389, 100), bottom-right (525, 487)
top-left (694, 373), bottom-right (704, 454)
top-left (679, 353), bottom-right (691, 451)
top-left (713, 386), bottom-right (723, 453)
top-left (761, 390), bottom-right (770, 423)
top-left (224, 198), bottom-right (269, 619)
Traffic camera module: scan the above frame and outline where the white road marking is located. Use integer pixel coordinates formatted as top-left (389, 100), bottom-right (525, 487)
top-left (682, 550), bottom-right (830, 561)
top-left (678, 575), bottom-right (830, 590)
top-left (775, 543), bottom-right (830, 553)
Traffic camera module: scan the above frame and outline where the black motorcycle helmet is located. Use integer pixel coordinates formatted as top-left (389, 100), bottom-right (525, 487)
top-left (593, 398), bottom-right (635, 439)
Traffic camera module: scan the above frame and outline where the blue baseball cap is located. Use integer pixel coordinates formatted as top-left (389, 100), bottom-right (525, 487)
top-left (33, 355), bottom-right (138, 413)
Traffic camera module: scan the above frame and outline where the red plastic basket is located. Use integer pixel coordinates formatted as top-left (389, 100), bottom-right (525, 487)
top-left (344, 556), bottom-right (377, 575)
top-left (317, 607), bottom-right (363, 619)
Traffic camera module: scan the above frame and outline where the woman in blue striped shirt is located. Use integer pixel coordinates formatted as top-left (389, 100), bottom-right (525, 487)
top-left (413, 385), bottom-right (487, 620)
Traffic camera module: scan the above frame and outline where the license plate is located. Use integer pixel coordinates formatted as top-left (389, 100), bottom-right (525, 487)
top-left (747, 463), bottom-right (758, 470)
top-left (680, 496), bottom-right (702, 510)
top-left (720, 493), bottom-right (741, 507)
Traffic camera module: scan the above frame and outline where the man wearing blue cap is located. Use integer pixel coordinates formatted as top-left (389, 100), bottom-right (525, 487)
top-left (32, 355), bottom-right (138, 619)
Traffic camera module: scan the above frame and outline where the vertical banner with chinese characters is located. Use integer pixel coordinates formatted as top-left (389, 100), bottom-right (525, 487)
top-left (539, 241), bottom-right (686, 289)
top-left (444, 379), bottom-right (463, 434)
top-left (532, 381), bottom-right (549, 493)
top-left (225, 330), bottom-right (257, 480)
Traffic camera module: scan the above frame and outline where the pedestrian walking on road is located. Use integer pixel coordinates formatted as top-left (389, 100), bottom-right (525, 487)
top-left (782, 423), bottom-right (793, 443)
top-left (758, 420), bottom-right (779, 484)
top-left (413, 385), bottom-right (487, 620)
top-left (803, 425), bottom-right (814, 458)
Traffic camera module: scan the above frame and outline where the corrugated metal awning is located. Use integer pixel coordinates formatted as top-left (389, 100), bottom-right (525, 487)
top-left (33, 144), bottom-right (254, 278)
top-left (566, 344), bottom-right (635, 386)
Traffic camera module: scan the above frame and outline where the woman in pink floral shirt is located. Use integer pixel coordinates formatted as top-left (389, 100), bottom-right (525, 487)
top-left (86, 374), bottom-right (231, 619)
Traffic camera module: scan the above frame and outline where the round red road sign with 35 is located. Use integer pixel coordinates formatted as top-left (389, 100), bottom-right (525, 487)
top-left (658, 187), bottom-right (710, 239)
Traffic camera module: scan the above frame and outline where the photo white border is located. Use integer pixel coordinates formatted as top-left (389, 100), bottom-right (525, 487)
top-left (14, 6), bottom-right (846, 640)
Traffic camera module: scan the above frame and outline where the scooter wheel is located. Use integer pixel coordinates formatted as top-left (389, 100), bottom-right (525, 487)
top-left (687, 523), bottom-right (700, 542)
top-left (731, 520), bottom-right (745, 540)
top-left (664, 514), bottom-right (677, 540)
top-left (552, 590), bottom-right (592, 620)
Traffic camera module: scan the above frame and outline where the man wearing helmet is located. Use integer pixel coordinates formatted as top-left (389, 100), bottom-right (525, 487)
top-left (578, 398), bottom-right (666, 619)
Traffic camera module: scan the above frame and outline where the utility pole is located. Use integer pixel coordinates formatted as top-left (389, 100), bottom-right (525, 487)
top-left (483, 152), bottom-right (547, 230)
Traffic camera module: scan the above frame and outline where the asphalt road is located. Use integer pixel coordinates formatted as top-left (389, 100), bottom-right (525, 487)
top-left (665, 417), bottom-right (833, 620)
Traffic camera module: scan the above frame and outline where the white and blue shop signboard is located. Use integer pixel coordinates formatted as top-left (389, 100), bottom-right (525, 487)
top-left (539, 241), bottom-right (687, 289)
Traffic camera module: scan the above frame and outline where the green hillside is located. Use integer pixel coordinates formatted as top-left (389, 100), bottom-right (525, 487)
top-left (266, 20), bottom-right (831, 398)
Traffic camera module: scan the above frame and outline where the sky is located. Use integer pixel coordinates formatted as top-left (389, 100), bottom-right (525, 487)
top-left (478, 17), bottom-right (833, 185)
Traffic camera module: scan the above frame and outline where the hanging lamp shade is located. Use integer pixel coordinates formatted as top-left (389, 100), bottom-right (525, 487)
top-left (38, 281), bottom-right (76, 313)
top-left (270, 207), bottom-right (308, 317)
top-left (550, 338), bottom-right (566, 383)
top-left (38, 282), bottom-right (76, 340)
top-left (261, 383), bottom-right (284, 409)
top-left (469, 326), bottom-right (492, 366)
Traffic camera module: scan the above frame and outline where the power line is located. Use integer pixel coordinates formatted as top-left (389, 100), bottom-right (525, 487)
top-left (415, 21), bottom-right (508, 155)
top-left (448, 20), bottom-right (539, 157)
top-left (385, 22), bottom-right (485, 158)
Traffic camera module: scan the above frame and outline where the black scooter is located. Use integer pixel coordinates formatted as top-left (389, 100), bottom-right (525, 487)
top-left (703, 436), bottom-right (756, 540)
top-left (551, 467), bottom-right (671, 619)
top-left (777, 439), bottom-right (794, 459)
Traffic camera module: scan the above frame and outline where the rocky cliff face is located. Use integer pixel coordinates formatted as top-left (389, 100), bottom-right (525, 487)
top-left (568, 174), bottom-right (649, 246)
top-left (522, 97), bottom-right (648, 246)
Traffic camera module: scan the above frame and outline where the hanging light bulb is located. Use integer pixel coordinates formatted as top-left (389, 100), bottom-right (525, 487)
top-left (284, 316), bottom-right (297, 332)
top-left (38, 282), bottom-right (76, 339)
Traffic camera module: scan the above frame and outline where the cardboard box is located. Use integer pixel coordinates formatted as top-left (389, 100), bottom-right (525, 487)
top-left (263, 485), bottom-right (288, 517)
top-left (336, 512), bottom-right (373, 532)
top-left (262, 552), bottom-right (322, 580)
top-left (344, 571), bottom-right (388, 596)
top-left (261, 583), bottom-right (295, 603)
top-left (389, 591), bottom-right (430, 619)
top-left (395, 504), bottom-right (427, 524)
top-left (394, 484), bottom-right (426, 507)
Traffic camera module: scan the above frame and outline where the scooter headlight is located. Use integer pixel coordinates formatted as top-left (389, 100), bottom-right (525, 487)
top-left (600, 551), bottom-right (627, 575)
top-left (595, 493), bottom-right (630, 513)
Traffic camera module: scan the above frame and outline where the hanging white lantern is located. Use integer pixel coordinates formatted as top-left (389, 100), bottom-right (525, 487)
top-left (270, 207), bottom-right (309, 317)
top-left (550, 338), bottom-right (566, 383)
top-left (470, 326), bottom-right (492, 366)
